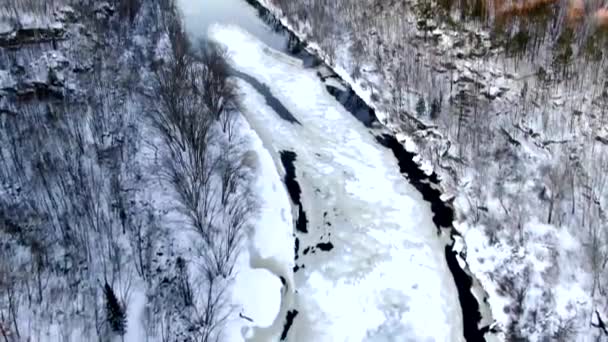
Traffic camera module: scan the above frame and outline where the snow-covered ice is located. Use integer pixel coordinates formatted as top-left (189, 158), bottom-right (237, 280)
top-left (210, 24), bottom-right (465, 342)
top-left (245, 117), bottom-right (296, 281)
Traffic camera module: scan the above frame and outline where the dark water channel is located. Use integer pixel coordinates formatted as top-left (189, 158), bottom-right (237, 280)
top-left (230, 69), bottom-right (302, 125)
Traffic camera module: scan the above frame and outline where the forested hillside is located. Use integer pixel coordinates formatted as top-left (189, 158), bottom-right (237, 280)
top-left (0, 0), bottom-right (255, 340)
top-left (259, 0), bottom-right (608, 340)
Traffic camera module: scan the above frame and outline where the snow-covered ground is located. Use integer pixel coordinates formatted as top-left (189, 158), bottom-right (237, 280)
top-left (210, 24), bottom-right (465, 341)
top-left (225, 116), bottom-right (296, 342)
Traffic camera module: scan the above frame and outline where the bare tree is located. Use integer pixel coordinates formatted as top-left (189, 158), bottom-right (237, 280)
top-left (195, 41), bottom-right (239, 135)
top-left (150, 18), bottom-right (256, 341)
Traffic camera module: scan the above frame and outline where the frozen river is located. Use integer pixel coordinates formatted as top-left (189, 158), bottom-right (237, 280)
top-left (177, 0), bottom-right (480, 340)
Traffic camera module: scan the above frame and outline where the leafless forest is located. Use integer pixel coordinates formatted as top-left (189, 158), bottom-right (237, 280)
top-left (0, 0), bottom-right (254, 340)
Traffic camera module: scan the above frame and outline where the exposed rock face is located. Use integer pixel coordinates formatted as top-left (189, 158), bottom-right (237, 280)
top-left (0, 26), bottom-right (66, 48)
top-left (1, 50), bottom-right (70, 103)
top-left (0, 9), bottom-right (74, 116)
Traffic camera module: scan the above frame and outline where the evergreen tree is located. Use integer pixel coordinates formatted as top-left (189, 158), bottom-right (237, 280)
top-left (415, 97), bottom-right (426, 117)
top-left (430, 98), bottom-right (441, 119)
top-left (104, 283), bottom-right (127, 338)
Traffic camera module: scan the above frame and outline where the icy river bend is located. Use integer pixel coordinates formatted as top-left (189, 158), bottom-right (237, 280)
top-left (178, 0), bottom-right (493, 340)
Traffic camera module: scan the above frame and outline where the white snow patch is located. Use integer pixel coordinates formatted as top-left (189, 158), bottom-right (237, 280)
top-left (125, 287), bottom-right (147, 342)
top-left (233, 268), bottom-right (283, 328)
top-left (0, 69), bottom-right (16, 89)
top-left (324, 77), bottom-right (347, 92)
top-left (0, 19), bottom-right (13, 34)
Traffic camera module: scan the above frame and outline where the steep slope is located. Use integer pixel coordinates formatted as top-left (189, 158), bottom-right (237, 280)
top-left (0, 1), bottom-right (271, 341)
top-left (250, 0), bottom-right (608, 340)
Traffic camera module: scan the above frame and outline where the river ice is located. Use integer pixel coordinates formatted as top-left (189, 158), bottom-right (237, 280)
top-left (210, 24), bottom-right (466, 341)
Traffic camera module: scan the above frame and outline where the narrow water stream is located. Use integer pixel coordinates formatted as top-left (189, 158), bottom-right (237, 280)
top-left (279, 150), bottom-right (308, 235)
top-left (178, 0), bottom-right (493, 340)
top-left (231, 69), bottom-right (302, 125)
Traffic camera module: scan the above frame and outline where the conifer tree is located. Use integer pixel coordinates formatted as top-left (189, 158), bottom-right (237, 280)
top-left (430, 98), bottom-right (441, 119)
top-left (104, 283), bottom-right (127, 338)
top-left (416, 97), bottom-right (426, 117)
